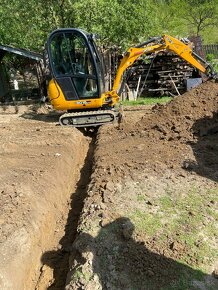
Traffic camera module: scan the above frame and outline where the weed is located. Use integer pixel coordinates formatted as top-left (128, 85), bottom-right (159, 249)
top-left (136, 194), bottom-right (145, 202)
top-left (130, 209), bottom-right (161, 236)
top-left (71, 267), bottom-right (92, 284)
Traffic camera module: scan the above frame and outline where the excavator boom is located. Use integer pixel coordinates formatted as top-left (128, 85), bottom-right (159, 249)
top-left (108, 34), bottom-right (216, 104)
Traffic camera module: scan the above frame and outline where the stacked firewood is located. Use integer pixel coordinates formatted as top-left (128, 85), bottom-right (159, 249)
top-left (126, 52), bottom-right (199, 97)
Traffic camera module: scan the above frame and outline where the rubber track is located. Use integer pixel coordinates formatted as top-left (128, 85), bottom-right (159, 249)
top-left (59, 110), bottom-right (119, 127)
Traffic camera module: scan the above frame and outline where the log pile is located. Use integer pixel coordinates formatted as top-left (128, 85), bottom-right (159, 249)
top-left (126, 52), bottom-right (199, 97)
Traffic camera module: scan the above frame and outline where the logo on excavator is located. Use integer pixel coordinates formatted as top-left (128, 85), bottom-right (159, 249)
top-left (76, 101), bottom-right (91, 105)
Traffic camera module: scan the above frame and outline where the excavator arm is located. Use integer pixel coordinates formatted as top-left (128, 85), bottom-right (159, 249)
top-left (103, 34), bottom-right (216, 106)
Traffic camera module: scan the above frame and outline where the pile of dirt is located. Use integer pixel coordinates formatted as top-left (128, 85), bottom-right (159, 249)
top-left (133, 80), bottom-right (218, 142)
top-left (66, 80), bottom-right (218, 290)
top-left (93, 80), bottom-right (218, 182)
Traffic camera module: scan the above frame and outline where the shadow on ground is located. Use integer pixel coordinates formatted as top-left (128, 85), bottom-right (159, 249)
top-left (184, 112), bottom-right (218, 182)
top-left (70, 217), bottom-right (217, 290)
top-left (42, 217), bottom-right (218, 290)
top-left (20, 110), bottom-right (62, 123)
top-left (20, 107), bottom-right (100, 136)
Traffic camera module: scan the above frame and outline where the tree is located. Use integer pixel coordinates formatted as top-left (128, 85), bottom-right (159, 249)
top-left (0, 0), bottom-right (217, 51)
top-left (177, 0), bottom-right (218, 36)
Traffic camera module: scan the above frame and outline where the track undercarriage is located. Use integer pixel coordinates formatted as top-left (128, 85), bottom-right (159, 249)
top-left (59, 109), bottom-right (120, 127)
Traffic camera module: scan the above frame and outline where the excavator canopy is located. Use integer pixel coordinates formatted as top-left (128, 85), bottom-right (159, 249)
top-left (47, 28), bottom-right (105, 101)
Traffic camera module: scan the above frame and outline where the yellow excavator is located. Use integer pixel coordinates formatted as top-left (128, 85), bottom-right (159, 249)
top-left (47, 28), bottom-right (216, 127)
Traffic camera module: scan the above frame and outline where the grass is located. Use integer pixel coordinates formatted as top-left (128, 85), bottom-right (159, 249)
top-left (212, 61), bottom-right (218, 72)
top-left (121, 96), bottom-right (172, 106)
top-left (126, 184), bottom-right (218, 289)
top-left (206, 55), bottom-right (218, 72)
top-left (71, 266), bottom-right (92, 284)
top-left (129, 184), bottom-right (218, 271)
top-left (130, 209), bottom-right (162, 236)
top-left (136, 193), bottom-right (145, 202)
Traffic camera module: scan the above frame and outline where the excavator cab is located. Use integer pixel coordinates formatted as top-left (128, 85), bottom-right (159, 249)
top-left (47, 28), bottom-right (105, 104)
top-left (47, 28), bottom-right (118, 127)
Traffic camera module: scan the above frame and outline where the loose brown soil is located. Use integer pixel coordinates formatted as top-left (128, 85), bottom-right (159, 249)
top-left (0, 107), bottom-right (90, 290)
top-left (0, 80), bottom-right (218, 290)
top-left (66, 80), bottom-right (218, 290)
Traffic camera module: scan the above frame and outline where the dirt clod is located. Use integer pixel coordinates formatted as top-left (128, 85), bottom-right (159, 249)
top-left (213, 268), bottom-right (218, 279)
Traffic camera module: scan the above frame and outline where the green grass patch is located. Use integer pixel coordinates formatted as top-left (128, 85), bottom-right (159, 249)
top-left (160, 271), bottom-right (206, 290)
top-left (130, 209), bottom-right (162, 236)
top-left (158, 186), bottom-right (218, 268)
top-left (129, 184), bottom-right (218, 272)
top-left (136, 193), bottom-right (146, 202)
top-left (71, 267), bottom-right (92, 283)
top-left (122, 96), bottom-right (172, 106)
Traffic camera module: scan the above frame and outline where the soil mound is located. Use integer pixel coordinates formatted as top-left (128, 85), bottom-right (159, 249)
top-left (131, 80), bottom-right (218, 142)
top-left (66, 81), bottom-right (218, 289)
top-left (88, 81), bottom-right (218, 205)
top-left (94, 80), bottom-right (218, 184)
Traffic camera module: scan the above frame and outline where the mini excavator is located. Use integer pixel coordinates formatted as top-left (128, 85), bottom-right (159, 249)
top-left (47, 28), bottom-right (216, 127)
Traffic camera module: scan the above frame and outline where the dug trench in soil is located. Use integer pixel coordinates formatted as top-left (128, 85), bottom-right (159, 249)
top-left (65, 81), bottom-right (218, 290)
top-left (36, 130), bottom-right (97, 290)
top-left (0, 108), bottom-right (95, 290)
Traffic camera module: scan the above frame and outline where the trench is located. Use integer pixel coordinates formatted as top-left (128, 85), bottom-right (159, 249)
top-left (35, 130), bottom-right (97, 290)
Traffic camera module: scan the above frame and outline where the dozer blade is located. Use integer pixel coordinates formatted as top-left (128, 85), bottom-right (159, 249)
top-left (59, 110), bottom-right (119, 127)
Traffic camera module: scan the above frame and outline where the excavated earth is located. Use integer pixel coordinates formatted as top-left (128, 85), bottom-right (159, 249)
top-left (0, 80), bottom-right (218, 290)
top-left (66, 81), bottom-right (218, 290)
top-left (0, 106), bottom-right (91, 290)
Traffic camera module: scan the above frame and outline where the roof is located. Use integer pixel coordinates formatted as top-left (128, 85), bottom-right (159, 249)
top-left (0, 44), bottom-right (43, 61)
